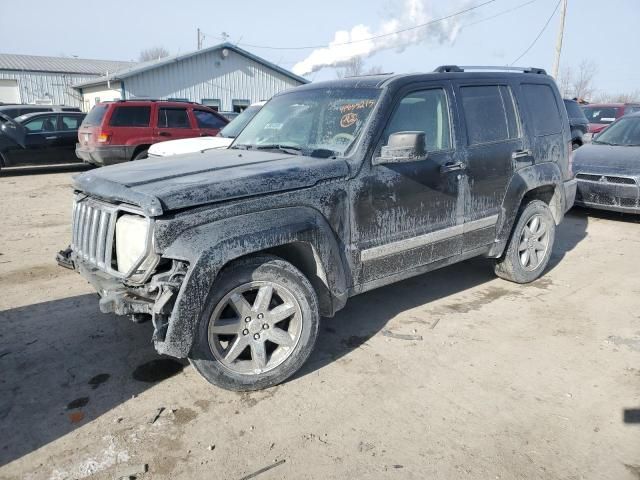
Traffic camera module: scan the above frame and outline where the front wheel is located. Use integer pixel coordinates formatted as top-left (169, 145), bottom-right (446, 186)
top-left (189, 255), bottom-right (319, 391)
top-left (495, 200), bottom-right (556, 284)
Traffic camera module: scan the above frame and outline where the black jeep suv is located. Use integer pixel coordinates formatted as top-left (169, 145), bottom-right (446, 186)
top-left (58, 66), bottom-right (577, 391)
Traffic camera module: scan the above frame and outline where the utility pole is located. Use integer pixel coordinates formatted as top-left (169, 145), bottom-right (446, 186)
top-left (197, 28), bottom-right (203, 50)
top-left (552, 0), bottom-right (568, 79)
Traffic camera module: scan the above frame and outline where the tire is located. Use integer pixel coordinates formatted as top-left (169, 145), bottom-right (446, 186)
top-left (494, 200), bottom-right (556, 284)
top-left (132, 149), bottom-right (148, 160)
top-left (571, 141), bottom-right (581, 151)
top-left (189, 255), bottom-right (319, 391)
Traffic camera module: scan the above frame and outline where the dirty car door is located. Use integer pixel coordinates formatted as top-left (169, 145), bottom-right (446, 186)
top-left (0, 113), bottom-right (26, 148)
top-left (352, 85), bottom-right (463, 285)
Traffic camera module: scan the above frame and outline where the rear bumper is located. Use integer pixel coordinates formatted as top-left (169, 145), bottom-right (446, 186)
top-left (75, 144), bottom-right (134, 166)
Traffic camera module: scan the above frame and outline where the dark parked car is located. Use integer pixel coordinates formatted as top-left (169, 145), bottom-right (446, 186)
top-left (0, 111), bottom-right (86, 169)
top-left (563, 99), bottom-right (588, 149)
top-left (573, 112), bottom-right (640, 214)
top-left (0, 104), bottom-right (81, 118)
top-left (76, 100), bottom-right (229, 166)
top-left (58, 66), bottom-right (576, 391)
top-left (582, 102), bottom-right (640, 138)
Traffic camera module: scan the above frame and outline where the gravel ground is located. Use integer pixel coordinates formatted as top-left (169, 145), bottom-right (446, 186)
top-left (0, 169), bottom-right (639, 480)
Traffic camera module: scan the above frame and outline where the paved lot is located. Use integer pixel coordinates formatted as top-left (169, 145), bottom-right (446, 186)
top-left (1, 170), bottom-right (639, 480)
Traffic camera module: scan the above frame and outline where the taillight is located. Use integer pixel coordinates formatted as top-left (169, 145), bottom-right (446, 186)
top-left (97, 132), bottom-right (111, 144)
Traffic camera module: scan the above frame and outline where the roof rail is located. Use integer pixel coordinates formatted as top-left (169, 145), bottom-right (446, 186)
top-left (433, 65), bottom-right (547, 75)
top-left (116, 98), bottom-right (199, 104)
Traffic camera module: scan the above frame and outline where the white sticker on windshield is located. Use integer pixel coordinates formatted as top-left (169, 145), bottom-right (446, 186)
top-left (264, 123), bottom-right (283, 130)
top-left (600, 118), bottom-right (616, 122)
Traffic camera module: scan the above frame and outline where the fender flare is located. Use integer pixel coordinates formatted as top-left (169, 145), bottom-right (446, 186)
top-left (489, 162), bottom-right (566, 257)
top-left (157, 206), bottom-right (349, 357)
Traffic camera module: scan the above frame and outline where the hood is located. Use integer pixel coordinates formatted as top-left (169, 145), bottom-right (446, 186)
top-left (573, 144), bottom-right (640, 177)
top-left (148, 136), bottom-right (233, 157)
top-left (74, 149), bottom-right (349, 216)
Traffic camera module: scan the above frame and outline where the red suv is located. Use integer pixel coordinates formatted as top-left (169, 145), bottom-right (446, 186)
top-left (76, 100), bottom-right (228, 165)
top-left (582, 102), bottom-right (640, 136)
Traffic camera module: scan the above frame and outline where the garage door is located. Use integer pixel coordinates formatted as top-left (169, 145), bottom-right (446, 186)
top-left (0, 79), bottom-right (20, 103)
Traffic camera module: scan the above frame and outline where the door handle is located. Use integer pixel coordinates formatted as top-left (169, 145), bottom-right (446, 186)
top-left (158, 132), bottom-right (171, 137)
top-left (199, 133), bottom-right (209, 137)
top-left (45, 136), bottom-right (58, 140)
top-left (440, 162), bottom-right (465, 173)
top-left (512, 149), bottom-right (532, 159)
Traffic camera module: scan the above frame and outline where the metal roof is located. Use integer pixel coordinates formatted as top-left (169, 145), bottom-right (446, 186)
top-left (0, 53), bottom-right (134, 75)
top-left (73, 43), bottom-right (308, 88)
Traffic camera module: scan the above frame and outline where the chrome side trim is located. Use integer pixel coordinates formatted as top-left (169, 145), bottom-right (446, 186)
top-left (360, 214), bottom-right (498, 262)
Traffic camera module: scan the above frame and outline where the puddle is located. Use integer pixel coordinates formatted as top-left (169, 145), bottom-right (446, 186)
top-left (132, 359), bottom-right (184, 383)
top-left (88, 373), bottom-right (110, 389)
top-left (66, 397), bottom-right (89, 410)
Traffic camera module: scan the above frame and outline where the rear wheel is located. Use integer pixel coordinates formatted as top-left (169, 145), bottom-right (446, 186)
top-left (189, 255), bottom-right (319, 391)
top-left (132, 149), bottom-right (148, 160)
top-left (495, 200), bottom-right (555, 284)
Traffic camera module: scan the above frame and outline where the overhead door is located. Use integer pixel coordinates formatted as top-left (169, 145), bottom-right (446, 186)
top-left (0, 79), bottom-right (20, 103)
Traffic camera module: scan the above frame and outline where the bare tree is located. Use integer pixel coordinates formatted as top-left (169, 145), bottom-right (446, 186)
top-left (593, 90), bottom-right (640, 103)
top-left (139, 46), bottom-right (170, 62)
top-left (336, 57), bottom-right (385, 78)
top-left (556, 66), bottom-right (573, 97)
top-left (571, 60), bottom-right (597, 101)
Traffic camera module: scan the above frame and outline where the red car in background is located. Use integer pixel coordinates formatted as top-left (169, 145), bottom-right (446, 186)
top-left (582, 102), bottom-right (640, 138)
top-left (76, 100), bottom-right (228, 166)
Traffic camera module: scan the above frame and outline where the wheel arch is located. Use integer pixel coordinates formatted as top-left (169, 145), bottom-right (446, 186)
top-left (156, 207), bottom-right (350, 358)
top-left (131, 144), bottom-right (151, 160)
top-left (489, 163), bottom-right (566, 258)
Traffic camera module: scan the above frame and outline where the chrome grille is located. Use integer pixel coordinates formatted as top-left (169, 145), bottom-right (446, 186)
top-left (576, 173), bottom-right (637, 185)
top-left (71, 198), bottom-right (114, 269)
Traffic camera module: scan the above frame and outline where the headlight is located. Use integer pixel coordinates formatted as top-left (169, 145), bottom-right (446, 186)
top-left (115, 214), bottom-right (154, 275)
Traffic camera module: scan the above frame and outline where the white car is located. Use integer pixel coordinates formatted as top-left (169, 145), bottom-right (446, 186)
top-left (148, 101), bottom-right (265, 157)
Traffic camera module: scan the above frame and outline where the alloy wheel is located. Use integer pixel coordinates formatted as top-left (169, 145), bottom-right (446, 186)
top-left (518, 214), bottom-right (550, 271)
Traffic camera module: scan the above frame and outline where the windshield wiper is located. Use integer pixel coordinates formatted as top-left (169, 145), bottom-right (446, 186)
top-left (592, 140), bottom-right (614, 145)
top-left (255, 144), bottom-right (303, 155)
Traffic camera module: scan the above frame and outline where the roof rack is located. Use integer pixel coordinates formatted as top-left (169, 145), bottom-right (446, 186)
top-left (116, 98), bottom-right (199, 104)
top-left (434, 65), bottom-right (547, 75)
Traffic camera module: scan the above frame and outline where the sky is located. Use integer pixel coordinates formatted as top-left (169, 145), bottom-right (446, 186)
top-left (0, 0), bottom-right (638, 95)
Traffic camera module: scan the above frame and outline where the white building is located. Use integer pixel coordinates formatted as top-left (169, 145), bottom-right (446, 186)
top-left (0, 54), bottom-right (133, 107)
top-left (73, 43), bottom-right (308, 113)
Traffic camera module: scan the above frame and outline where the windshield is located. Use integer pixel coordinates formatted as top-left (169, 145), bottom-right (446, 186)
top-left (232, 88), bottom-right (380, 156)
top-left (582, 106), bottom-right (619, 124)
top-left (593, 117), bottom-right (640, 146)
top-left (219, 104), bottom-right (263, 138)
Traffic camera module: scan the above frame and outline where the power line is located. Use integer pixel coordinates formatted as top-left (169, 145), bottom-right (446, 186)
top-left (462, 0), bottom-right (539, 28)
top-left (204, 0), bottom-right (496, 51)
top-left (509, 0), bottom-right (561, 66)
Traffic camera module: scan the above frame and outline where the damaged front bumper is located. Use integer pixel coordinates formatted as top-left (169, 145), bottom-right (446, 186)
top-left (56, 246), bottom-right (187, 348)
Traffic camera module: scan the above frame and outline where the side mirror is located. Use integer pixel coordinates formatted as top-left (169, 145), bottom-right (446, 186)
top-left (373, 131), bottom-right (427, 165)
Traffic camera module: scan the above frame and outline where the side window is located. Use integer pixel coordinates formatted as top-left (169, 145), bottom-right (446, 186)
top-left (521, 84), bottom-right (562, 136)
top-left (24, 115), bottom-right (58, 133)
top-left (384, 88), bottom-right (451, 151)
top-left (158, 108), bottom-right (190, 128)
top-left (460, 85), bottom-right (520, 145)
top-left (194, 110), bottom-right (226, 129)
top-left (109, 106), bottom-right (151, 127)
top-left (60, 115), bottom-right (83, 130)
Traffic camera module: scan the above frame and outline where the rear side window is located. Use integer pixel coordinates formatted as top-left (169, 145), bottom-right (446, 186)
top-left (82, 105), bottom-right (108, 126)
top-left (158, 108), bottom-right (190, 128)
top-left (60, 115), bottom-right (83, 130)
top-left (194, 110), bottom-right (227, 129)
top-left (522, 84), bottom-right (562, 135)
top-left (564, 100), bottom-right (586, 119)
top-left (460, 85), bottom-right (520, 145)
top-left (109, 106), bottom-right (151, 127)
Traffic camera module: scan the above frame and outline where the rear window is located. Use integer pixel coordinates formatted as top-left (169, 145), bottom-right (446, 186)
top-left (582, 106), bottom-right (618, 125)
top-left (522, 84), bottom-right (562, 135)
top-left (82, 105), bottom-right (108, 126)
top-left (61, 114), bottom-right (84, 130)
top-left (158, 108), bottom-right (190, 128)
top-left (563, 100), bottom-right (586, 119)
top-left (109, 106), bottom-right (151, 127)
top-left (460, 85), bottom-right (520, 145)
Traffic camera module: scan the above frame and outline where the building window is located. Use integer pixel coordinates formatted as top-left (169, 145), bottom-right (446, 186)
top-left (201, 99), bottom-right (221, 111)
top-left (232, 99), bottom-right (250, 113)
